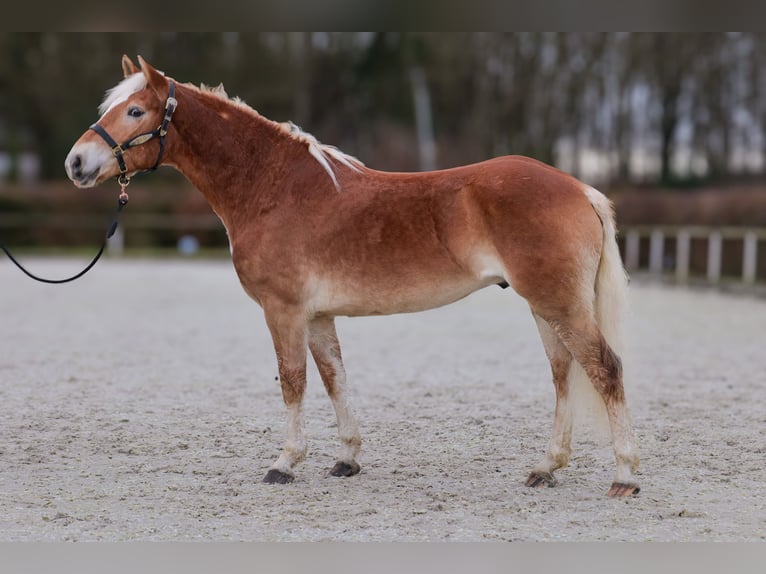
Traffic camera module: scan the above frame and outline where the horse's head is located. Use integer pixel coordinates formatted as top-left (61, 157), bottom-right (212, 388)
top-left (65, 55), bottom-right (176, 188)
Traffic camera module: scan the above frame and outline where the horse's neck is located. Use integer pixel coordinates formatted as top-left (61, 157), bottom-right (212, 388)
top-left (166, 87), bottom-right (287, 226)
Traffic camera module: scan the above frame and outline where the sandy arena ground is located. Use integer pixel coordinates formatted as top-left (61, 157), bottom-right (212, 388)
top-left (0, 258), bottom-right (764, 541)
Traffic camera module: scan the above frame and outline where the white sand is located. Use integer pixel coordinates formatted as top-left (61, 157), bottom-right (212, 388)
top-left (1, 258), bottom-right (764, 541)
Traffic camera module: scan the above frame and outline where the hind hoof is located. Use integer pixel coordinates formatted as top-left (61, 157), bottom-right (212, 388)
top-left (330, 461), bottom-right (361, 477)
top-left (263, 469), bottom-right (295, 484)
top-left (525, 471), bottom-right (557, 488)
top-left (608, 482), bottom-right (640, 497)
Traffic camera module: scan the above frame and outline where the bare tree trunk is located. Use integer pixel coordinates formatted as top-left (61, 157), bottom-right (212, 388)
top-left (409, 67), bottom-right (437, 171)
top-left (289, 32), bottom-right (310, 127)
top-left (660, 88), bottom-right (680, 184)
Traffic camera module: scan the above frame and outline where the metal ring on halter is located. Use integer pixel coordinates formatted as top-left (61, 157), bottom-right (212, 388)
top-left (119, 181), bottom-right (130, 205)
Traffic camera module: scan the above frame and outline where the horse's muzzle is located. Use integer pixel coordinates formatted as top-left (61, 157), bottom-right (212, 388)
top-left (65, 149), bottom-right (100, 188)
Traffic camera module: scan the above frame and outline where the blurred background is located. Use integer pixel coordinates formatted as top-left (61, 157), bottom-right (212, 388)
top-left (2, 32), bottom-right (766, 284)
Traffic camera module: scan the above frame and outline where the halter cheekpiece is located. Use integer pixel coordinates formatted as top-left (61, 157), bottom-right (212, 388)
top-left (89, 81), bottom-right (177, 190)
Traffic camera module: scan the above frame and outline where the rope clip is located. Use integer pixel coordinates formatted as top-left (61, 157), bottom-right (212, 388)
top-left (118, 179), bottom-right (130, 206)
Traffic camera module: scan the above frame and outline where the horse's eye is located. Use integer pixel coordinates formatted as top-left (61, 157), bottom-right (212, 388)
top-left (127, 107), bottom-right (144, 118)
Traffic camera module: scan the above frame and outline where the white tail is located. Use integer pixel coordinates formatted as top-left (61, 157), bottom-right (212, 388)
top-left (569, 186), bottom-right (629, 434)
top-left (585, 186), bottom-right (628, 356)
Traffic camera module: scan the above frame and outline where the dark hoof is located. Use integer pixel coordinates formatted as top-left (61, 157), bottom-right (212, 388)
top-left (263, 468), bottom-right (295, 484)
top-left (608, 482), bottom-right (640, 497)
top-left (525, 471), bottom-right (557, 488)
top-left (330, 461), bottom-right (361, 477)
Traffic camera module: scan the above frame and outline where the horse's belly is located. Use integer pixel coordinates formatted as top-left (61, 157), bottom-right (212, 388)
top-left (308, 273), bottom-right (501, 317)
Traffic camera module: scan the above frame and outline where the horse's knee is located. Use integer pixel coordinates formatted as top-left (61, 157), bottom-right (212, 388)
top-left (278, 365), bottom-right (307, 404)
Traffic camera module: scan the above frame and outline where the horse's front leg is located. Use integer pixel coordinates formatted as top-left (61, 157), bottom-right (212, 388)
top-left (308, 316), bottom-right (362, 477)
top-left (262, 303), bottom-right (309, 484)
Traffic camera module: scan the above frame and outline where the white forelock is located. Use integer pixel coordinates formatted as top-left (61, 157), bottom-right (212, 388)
top-left (98, 73), bottom-right (149, 117)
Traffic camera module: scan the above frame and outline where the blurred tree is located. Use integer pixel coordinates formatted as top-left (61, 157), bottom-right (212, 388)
top-left (1, 32), bottom-right (765, 187)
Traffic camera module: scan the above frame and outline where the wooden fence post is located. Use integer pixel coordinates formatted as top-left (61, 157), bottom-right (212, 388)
top-left (107, 225), bottom-right (125, 256)
top-left (743, 231), bottom-right (758, 284)
top-left (707, 231), bottom-right (722, 283)
top-left (649, 229), bottom-right (664, 276)
top-left (676, 229), bottom-right (691, 282)
top-left (625, 230), bottom-right (640, 271)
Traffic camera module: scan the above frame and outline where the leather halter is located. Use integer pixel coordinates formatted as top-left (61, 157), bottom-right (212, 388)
top-left (89, 81), bottom-right (177, 187)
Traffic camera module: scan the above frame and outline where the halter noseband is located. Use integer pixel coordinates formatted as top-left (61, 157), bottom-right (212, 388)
top-left (89, 81), bottom-right (177, 187)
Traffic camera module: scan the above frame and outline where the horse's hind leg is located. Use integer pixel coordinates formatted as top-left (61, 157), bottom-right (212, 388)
top-left (526, 313), bottom-right (575, 489)
top-left (546, 314), bottom-right (640, 497)
top-left (309, 316), bottom-right (362, 477)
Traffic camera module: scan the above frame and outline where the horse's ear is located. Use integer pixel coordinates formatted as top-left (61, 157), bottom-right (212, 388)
top-left (121, 54), bottom-right (139, 78)
top-left (137, 55), bottom-right (168, 99)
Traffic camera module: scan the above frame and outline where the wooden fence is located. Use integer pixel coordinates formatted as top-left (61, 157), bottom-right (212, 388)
top-left (620, 225), bottom-right (766, 285)
top-left (0, 212), bottom-right (224, 255)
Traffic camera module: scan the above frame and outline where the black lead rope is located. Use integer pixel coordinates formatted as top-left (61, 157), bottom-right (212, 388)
top-left (0, 191), bottom-right (129, 284)
top-left (1, 82), bottom-right (177, 284)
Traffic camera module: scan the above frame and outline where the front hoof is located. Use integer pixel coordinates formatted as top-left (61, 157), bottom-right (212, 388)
top-left (525, 471), bottom-right (557, 488)
top-left (607, 482), bottom-right (640, 497)
top-left (330, 461), bottom-right (361, 477)
top-left (263, 468), bottom-right (295, 484)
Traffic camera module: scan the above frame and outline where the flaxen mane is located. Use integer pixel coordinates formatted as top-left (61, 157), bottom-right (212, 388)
top-left (99, 73), bottom-right (363, 190)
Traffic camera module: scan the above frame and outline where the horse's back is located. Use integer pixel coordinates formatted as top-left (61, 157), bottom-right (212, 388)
top-left (354, 154), bottom-right (600, 224)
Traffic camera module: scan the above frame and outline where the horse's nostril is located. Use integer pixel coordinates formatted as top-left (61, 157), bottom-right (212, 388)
top-left (69, 154), bottom-right (84, 178)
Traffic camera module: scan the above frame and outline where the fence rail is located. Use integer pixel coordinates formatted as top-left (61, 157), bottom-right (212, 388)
top-left (620, 225), bottom-right (766, 285)
top-left (0, 212), bottom-right (223, 255)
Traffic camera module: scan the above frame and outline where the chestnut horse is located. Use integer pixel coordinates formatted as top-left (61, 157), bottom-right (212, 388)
top-left (66, 56), bottom-right (639, 497)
